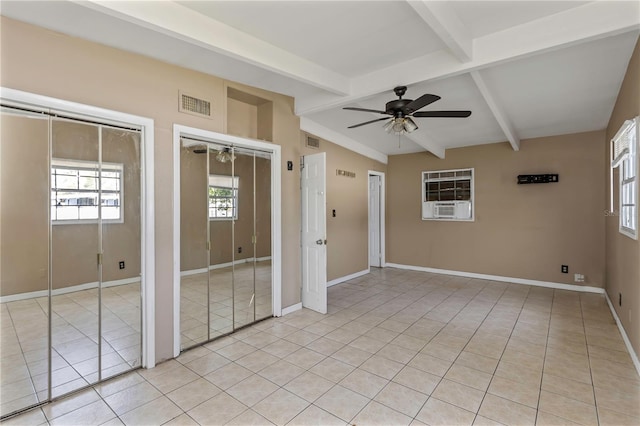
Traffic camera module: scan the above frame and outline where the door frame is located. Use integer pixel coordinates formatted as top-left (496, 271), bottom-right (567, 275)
top-left (368, 170), bottom-right (386, 268)
top-left (172, 124), bottom-right (282, 357)
top-left (0, 87), bottom-right (156, 368)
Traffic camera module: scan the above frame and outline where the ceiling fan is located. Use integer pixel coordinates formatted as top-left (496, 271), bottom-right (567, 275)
top-left (344, 86), bottom-right (471, 135)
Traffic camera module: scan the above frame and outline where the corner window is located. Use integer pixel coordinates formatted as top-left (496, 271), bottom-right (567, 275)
top-left (612, 117), bottom-right (638, 239)
top-left (51, 159), bottom-right (123, 224)
top-left (209, 174), bottom-right (239, 220)
top-left (422, 168), bottom-right (474, 221)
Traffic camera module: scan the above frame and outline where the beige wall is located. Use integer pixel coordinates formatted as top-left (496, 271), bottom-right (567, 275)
top-left (1, 114), bottom-right (49, 296)
top-left (0, 116), bottom-right (141, 296)
top-left (387, 131), bottom-right (606, 287)
top-left (606, 38), bottom-right (640, 356)
top-left (51, 122), bottom-right (142, 289)
top-left (180, 148), bottom-right (271, 271)
top-left (0, 17), bottom-right (301, 361)
top-left (300, 133), bottom-right (386, 281)
top-left (227, 98), bottom-right (258, 140)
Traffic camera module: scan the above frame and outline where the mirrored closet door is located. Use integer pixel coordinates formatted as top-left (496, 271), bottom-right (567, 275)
top-left (0, 105), bottom-right (143, 418)
top-left (179, 138), bottom-right (272, 351)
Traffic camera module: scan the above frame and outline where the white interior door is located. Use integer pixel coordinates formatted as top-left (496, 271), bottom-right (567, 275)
top-left (369, 175), bottom-right (381, 267)
top-left (301, 152), bottom-right (327, 314)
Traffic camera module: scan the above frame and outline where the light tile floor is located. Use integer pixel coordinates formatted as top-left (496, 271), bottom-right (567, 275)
top-left (180, 261), bottom-right (273, 349)
top-left (1, 283), bottom-right (141, 417)
top-left (3, 268), bottom-right (639, 425)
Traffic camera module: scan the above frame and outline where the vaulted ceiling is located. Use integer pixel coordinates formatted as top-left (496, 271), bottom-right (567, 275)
top-left (3, 1), bottom-right (639, 162)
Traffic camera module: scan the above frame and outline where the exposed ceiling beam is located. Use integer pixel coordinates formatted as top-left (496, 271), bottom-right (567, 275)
top-left (300, 118), bottom-right (388, 164)
top-left (470, 70), bottom-right (520, 151)
top-left (407, 0), bottom-right (472, 62)
top-left (296, 0), bottom-right (640, 116)
top-left (83, 0), bottom-right (351, 96)
top-left (404, 132), bottom-right (446, 159)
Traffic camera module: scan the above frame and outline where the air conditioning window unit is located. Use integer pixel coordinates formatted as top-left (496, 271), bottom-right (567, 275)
top-left (422, 168), bottom-right (474, 221)
top-left (422, 201), bottom-right (472, 220)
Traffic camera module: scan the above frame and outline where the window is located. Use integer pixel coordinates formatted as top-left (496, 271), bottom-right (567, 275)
top-left (209, 175), bottom-right (239, 220)
top-left (51, 159), bottom-right (123, 223)
top-left (422, 168), bottom-right (474, 221)
top-left (612, 117), bottom-right (638, 239)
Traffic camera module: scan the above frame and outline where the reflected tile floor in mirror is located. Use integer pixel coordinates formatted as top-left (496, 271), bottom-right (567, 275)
top-left (3, 267), bottom-right (640, 425)
top-left (0, 283), bottom-right (141, 417)
top-left (180, 261), bottom-right (272, 349)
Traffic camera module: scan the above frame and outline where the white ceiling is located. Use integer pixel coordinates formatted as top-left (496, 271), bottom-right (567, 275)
top-left (2, 1), bottom-right (639, 162)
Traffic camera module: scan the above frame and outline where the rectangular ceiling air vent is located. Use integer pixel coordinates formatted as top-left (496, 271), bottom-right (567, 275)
top-left (179, 91), bottom-right (212, 118)
top-left (306, 135), bottom-right (320, 149)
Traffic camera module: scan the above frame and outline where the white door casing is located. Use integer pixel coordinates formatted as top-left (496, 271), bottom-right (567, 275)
top-left (369, 175), bottom-right (381, 267)
top-left (301, 152), bottom-right (327, 314)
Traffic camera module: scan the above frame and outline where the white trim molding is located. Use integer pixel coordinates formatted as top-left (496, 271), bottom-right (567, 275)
top-left (604, 293), bottom-right (640, 377)
top-left (328, 269), bottom-right (370, 288)
top-left (281, 303), bottom-right (302, 316)
top-left (0, 278), bottom-right (141, 304)
top-left (385, 263), bottom-right (605, 294)
top-left (180, 257), bottom-right (273, 276)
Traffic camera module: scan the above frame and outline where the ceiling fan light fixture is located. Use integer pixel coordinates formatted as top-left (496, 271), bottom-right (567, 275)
top-left (344, 87), bottom-right (471, 135)
top-left (216, 147), bottom-right (235, 163)
top-left (384, 117), bottom-right (418, 135)
top-left (404, 117), bottom-right (418, 133)
top-left (383, 118), bottom-right (395, 133)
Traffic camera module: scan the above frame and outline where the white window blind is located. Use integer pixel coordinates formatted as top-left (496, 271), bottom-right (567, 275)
top-left (611, 116), bottom-right (638, 239)
top-left (612, 118), bottom-right (637, 168)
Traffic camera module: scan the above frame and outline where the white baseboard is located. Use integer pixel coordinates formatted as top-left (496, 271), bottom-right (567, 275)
top-left (327, 269), bottom-right (370, 287)
top-left (281, 302), bottom-right (302, 316)
top-left (0, 277), bottom-right (141, 303)
top-left (0, 289), bottom-right (49, 303)
top-left (385, 263), bottom-right (605, 294)
top-left (181, 256), bottom-right (273, 276)
top-left (604, 292), bottom-right (640, 377)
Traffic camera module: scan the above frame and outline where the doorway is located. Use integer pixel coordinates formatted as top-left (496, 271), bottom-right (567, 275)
top-left (368, 171), bottom-right (385, 268)
top-left (172, 125), bottom-right (282, 356)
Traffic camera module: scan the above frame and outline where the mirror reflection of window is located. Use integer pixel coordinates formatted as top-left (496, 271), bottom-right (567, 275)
top-left (208, 174), bottom-right (238, 220)
top-left (51, 158), bottom-right (123, 223)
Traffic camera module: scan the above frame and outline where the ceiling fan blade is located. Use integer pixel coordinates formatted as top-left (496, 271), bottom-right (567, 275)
top-left (343, 107), bottom-right (390, 115)
top-left (347, 117), bottom-right (390, 129)
top-left (403, 94), bottom-right (441, 114)
top-left (413, 110), bottom-right (472, 118)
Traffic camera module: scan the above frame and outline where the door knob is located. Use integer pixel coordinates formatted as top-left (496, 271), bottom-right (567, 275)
top-left (316, 239), bottom-right (323, 245)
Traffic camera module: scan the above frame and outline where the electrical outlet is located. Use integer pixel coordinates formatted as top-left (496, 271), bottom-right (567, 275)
top-left (119, 261), bottom-right (125, 270)
top-left (561, 265), bottom-right (568, 273)
top-left (574, 273), bottom-right (585, 283)
top-left (238, 247), bottom-right (242, 254)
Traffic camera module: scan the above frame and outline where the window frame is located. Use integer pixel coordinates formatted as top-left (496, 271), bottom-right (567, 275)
top-left (208, 174), bottom-right (239, 221)
top-left (613, 117), bottom-right (639, 240)
top-left (51, 158), bottom-right (124, 225)
top-left (421, 167), bottom-right (475, 222)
